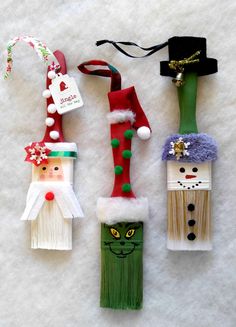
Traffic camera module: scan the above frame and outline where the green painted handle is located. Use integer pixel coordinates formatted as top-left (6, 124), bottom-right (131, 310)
top-left (178, 72), bottom-right (198, 134)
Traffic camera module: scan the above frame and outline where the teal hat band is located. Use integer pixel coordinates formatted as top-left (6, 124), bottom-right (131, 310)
top-left (48, 151), bottom-right (77, 159)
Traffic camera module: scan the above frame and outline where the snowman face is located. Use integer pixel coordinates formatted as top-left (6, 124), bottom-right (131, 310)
top-left (167, 161), bottom-right (212, 190)
top-left (38, 158), bottom-right (64, 182)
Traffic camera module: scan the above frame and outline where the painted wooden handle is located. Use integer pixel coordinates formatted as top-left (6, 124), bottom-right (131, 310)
top-left (178, 72), bottom-right (198, 134)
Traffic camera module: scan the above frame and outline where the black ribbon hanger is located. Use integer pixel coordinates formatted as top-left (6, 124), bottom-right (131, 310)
top-left (96, 39), bottom-right (168, 58)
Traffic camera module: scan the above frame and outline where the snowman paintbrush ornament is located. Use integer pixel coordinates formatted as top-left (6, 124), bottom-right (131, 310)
top-left (78, 60), bottom-right (151, 309)
top-left (5, 36), bottom-right (84, 250)
top-left (96, 36), bottom-right (218, 250)
top-left (161, 37), bottom-right (218, 251)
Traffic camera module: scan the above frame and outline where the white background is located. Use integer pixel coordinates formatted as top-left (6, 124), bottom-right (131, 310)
top-left (0, 1), bottom-right (235, 326)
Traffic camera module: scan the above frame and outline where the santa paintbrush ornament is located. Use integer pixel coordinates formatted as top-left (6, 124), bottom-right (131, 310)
top-left (78, 60), bottom-right (151, 309)
top-left (5, 36), bottom-right (84, 250)
top-left (97, 36), bottom-right (218, 251)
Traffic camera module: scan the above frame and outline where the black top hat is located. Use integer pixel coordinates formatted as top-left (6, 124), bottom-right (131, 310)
top-left (160, 36), bottom-right (217, 77)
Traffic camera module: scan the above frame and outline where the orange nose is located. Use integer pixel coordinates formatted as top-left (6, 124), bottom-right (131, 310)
top-left (185, 175), bottom-right (197, 179)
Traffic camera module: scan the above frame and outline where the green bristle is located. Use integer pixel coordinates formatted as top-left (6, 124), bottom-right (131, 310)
top-left (100, 222), bottom-right (143, 310)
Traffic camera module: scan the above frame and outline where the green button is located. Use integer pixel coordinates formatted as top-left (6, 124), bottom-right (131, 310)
top-left (114, 165), bottom-right (123, 175)
top-left (111, 138), bottom-right (120, 148)
top-left (124, 129), bottom-right (134, 139)
top-left (122, 150), bottom-right (132, 159)
top-left (122, 183), bottom-right (131, 192)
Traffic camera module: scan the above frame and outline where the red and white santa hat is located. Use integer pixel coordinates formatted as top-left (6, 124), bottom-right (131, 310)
top-left (78, 60), bottom-right (151, 225)
top-left (26, 49), bottom-right (77, 166)
top-left (96, 85), bottom-right (151, 225)
top-left (5, 36), bottom-right (77, 166)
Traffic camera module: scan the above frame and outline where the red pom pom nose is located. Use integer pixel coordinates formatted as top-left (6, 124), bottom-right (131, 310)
top-left (45, 192), bottom-right (55, 201)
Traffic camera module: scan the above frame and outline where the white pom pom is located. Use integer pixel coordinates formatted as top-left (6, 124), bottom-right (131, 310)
top-left (137, 126), bottom-right (151, 140)
top-left (42, 89), bottom-right (51, 98)
top-left (45, 117), bottom-right (55, 127)
top-left (48, 70), bottom-right (56, 80)
top-left (49, 131), bottom-right (59, 140)
top-left (47, 104), bottom-right (57, 114)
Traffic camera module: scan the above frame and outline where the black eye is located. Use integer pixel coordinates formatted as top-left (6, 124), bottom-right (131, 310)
top-left (42, 167), bottom-right (46, 171)
top-left (54, 167), bottom-right (59, 170)
top-left (179, 167), bottom-right (185, 173)
top-left (192, 167), bottom-right (198, 173)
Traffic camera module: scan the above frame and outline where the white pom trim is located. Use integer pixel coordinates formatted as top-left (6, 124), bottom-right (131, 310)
top-left (42, 89), bottom-right (51, 98)
top-left (45, 117), bottom-right (55, 127)
top-left (47, 104), bottom-right (57, 114)
top-left (45, 142), bottom-right (78, 153)
top-left (106, 110), bottom-right (136, 124)
top-left (96, 197), bottom-right (149, 225)
top-left (49, 131), bottom-right (59, 140)
top-left (137, 126), bottom-right (151, 140)
top-left (48, 71), bottom-right (56, 79)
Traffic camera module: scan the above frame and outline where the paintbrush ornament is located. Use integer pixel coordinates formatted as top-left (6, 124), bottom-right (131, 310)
top-left (78, 60), bottom-right (151, 309)
top-left (161, 37), bottom-right (218, 250)
top-left (96, 36), bottom-right (218, 250)
top-left (5, 36), bottom-right (84, 250)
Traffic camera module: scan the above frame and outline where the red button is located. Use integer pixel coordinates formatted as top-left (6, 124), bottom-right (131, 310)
top-left (45, 192), bottom-right (54, 201)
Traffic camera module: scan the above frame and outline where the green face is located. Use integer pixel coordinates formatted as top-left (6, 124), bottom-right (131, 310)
top-left (101, 222), bottom-right (143, 259)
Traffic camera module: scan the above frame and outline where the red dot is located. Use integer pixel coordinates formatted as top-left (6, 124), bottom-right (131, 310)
top-left (45, 192), bottom-right (54, 201)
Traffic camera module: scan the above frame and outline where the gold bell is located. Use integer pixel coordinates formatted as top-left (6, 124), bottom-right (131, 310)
top-left (174, 140), bottom-right (185, 154)
top-left (172, 72), bottom-right (184, 87)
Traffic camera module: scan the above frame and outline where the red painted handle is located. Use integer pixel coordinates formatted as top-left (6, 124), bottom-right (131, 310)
top-left (41, 50), bottom-right (67, 143)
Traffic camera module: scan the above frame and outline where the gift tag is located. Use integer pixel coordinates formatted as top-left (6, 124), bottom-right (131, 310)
top-left (49, 74), bottom-right (83, 114)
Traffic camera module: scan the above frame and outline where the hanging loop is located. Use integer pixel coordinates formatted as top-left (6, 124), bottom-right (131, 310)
top-left (78, 60), bottom-right (121, 92)
top-left (4, 36), bottom-right (60, 79)
top-left (96, 39), bottom-right (168, 58)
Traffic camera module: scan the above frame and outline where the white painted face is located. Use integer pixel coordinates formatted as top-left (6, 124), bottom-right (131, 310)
top-left (167, 161), bottom-right (212, 190)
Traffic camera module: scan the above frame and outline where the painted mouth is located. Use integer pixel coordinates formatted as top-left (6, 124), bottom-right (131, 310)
top-left (185, 175), bottom-right (197, 179)
top-left (177, 180), bottom-right (202, 189)
top-left (105, 242), bottom-right (137, 258)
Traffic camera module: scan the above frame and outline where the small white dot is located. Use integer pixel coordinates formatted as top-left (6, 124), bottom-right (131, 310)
top-left (42, 89), bottom-right (51, 98)
top-left (48, 71), bottom-right (56, 80)
top-left (49, 131), bottom-right (59, 140)
top-left (47, 104), bottom-right (57, 114)
top-left (45, 117), bottom-right (55, 127)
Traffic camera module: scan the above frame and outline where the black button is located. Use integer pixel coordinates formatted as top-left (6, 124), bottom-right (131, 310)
top-left (188, 204), bottom-right (195, 211)
top-left (187, 233), bottom-right (196, 241)
top-left (188, 219), bottom-right (196, 227)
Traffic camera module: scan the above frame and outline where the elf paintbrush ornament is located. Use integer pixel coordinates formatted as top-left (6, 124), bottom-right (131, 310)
top-left (5, 36), bottom-right (84, 250)
top-left (97, 36), bottom-right (218, 251)
top-left (78, 60), bottom-right (151, 309)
